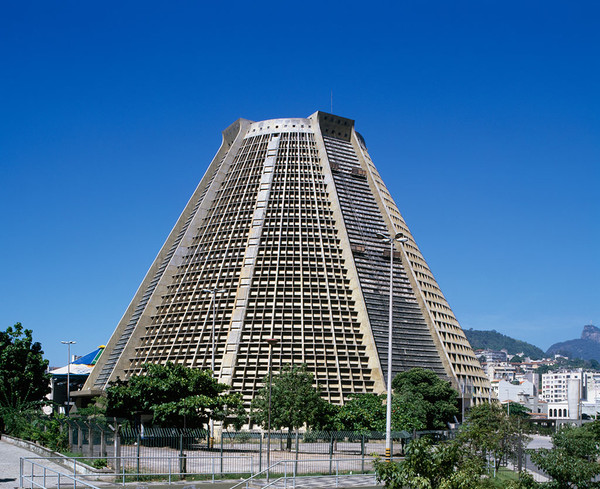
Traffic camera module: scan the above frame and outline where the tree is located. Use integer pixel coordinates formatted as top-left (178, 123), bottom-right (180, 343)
top-left (392, 368), bottom-right (459, 430)
top-left (334, 393), bottom-right (386, 432)
top-left (391, 391), bottom-right (427, 432)
top-left (312, 399), bottom-right (341, 431)
top-left (106, 362), bottom-right (244, 429)
top-left (582, 418), bottom-right (600, 441)
top-left (374, 436), bottom-right (493, 489)
top-left (459, 402), bottom-right (529, 472)
top-left (0, 323), bottom-right (50, 431)
top-left (75, 396), bottom-right (108, 422)
top-left (530, 425), bottom-right (600, 489)
top-left (331, 391), bottom-right (427, 433)
top-left (250, 364), bottom-right (323, 448)
top-left (506, 401), bottom-right (531, 419)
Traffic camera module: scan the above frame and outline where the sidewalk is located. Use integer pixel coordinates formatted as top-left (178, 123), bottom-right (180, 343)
top-left (0, 436), bottom-right (66, 489)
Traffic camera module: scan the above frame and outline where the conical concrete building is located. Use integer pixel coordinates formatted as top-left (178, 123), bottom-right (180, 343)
top-left (83, 112), bottom-right (490, 405)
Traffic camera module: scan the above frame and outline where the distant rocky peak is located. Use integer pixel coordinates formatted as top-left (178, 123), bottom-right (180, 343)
top-left (581, 324), bottom-right (600, 343)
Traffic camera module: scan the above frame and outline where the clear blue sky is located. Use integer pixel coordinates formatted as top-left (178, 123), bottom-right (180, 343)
top-left (1, 1), bottom-right (598, 367)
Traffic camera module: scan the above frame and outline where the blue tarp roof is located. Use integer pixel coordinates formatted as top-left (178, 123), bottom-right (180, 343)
top-left (73, 347), bottom-right (104, 365)
top-left (50, 346), bottom-right (105, 377)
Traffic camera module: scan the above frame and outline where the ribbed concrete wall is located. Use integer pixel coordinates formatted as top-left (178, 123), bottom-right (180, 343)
top-left (82, 112), bottom-right (490, 405)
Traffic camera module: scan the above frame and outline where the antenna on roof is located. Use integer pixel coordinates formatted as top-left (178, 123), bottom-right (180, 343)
top-left (331, 90), bottom-right (333, 113)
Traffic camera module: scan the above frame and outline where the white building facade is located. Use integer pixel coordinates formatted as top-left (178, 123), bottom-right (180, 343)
top-left (542, 369), bottom-right (600, 420)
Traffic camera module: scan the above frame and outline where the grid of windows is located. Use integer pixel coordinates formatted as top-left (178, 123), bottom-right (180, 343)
top-left (127, 134), bottom-right (270, 375)
top-left (354, 135), bottom-right (491, 402)
top-left (325, 136), bottom-right (447, 382)
top-left (93, 153), bottom-right (226, 389)
top-left (231, 132), bottom-right (372, 404)
top-left (123, 130), bottom-right (373, 405)
top-left (88, 112), bottom-right (490, 407)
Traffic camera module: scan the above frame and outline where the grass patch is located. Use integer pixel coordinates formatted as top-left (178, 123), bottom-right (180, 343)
top-left (489, 467), bottom-right (519, 487)
top-left (59, 452), bottom-right (108, 469)
top-left (114, 472), bottom-right (254, 483)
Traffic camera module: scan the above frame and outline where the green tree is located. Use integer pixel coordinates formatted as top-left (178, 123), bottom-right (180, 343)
top-left (374, 436), bottom-right (493, 489)
top-left (75, 396), bottom-right (108, 423)
top-left (506, 401), bottom-right (531, 419)
top-left (334, 393), bottom-right (386, 432)
top-left (27, 415), bottom-right (69, 452)
top-left (459, 402), bottom-right (528, 472)
top-left (391, 391), bottom-right (427, 432)
top-left (251, 364), bottom-right (323, 448)
top-left (392, 368), bottom-right (459, 430)
top-left (331, 390), bottom-right (428, 433)
top-left (312, 399), bottom-right (341, 431)
top-left (530, 425), bottom-right (600, 489)
top-left (0, 323), bottom-right (50, 432)
top-left (106, 362), bottom-right (244, 429)
top-left (582, 418), bottom-right (600, 441)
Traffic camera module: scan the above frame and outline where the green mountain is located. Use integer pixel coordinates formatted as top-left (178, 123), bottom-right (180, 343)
top-left (546, 324), bottom-right (600, 362)
top-left (464, 329), bottom-right (546, 360)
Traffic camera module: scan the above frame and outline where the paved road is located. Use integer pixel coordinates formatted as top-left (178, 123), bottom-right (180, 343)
top-left (526, 434), bottom-right (552, 450)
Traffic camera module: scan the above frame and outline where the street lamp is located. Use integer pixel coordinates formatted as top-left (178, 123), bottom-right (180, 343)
top-left (265, 337), bottom-right (279, 482)
top-left (376, 231), bottom-right (408, 460)
top-left (61, 340), bottom-right (76, 416)
top-left (202, 287), bottom-right (226, 449)
top-left (461, 381), bottom-right (465, 424)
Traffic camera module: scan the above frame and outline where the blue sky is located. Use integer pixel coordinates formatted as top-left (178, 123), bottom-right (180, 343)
top-left (1, 1), bottom-right (598, 367)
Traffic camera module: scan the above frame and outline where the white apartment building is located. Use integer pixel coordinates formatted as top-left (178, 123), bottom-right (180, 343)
top-left (542, 369), bottom-right (600, 420)
top-left (492, 378), bottom-right (546, 416)
top-left (541, 370), bottom-right (582, 403)
top-left (541, 370), bottom-right (600, 402)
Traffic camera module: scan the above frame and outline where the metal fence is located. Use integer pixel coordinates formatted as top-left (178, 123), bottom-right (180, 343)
top-left (18, 421), bottom-right (553, 487)
top-left (20, 452), bottom-right (550, 489)
top-left (66, 423), bottom-right (424, 475)
top-left (56, 420), bottom-right (456, 482)
top-left (113, 431), bottom-right (384, 477)
top-left (21, 455), bottom-right (381, 488)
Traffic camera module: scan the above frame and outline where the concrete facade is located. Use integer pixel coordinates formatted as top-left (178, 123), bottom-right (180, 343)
top-left (82, 112), bottom-right (490, 405)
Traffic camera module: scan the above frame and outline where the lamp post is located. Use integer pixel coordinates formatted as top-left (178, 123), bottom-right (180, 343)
top-left (265, 337), bottom-right (279, 482)
top-left (202, 287), bottom-right (226, 449)
top-left (61, 340), bottom-right (76, 416)
top-left (461, 381), bottom-right (465, 424)
top-left (376, 231), bottom-right (408, 460)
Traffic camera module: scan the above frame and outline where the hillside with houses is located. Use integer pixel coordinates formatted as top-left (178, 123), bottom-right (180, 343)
top-left (469, 324), bottom-right (600, 425)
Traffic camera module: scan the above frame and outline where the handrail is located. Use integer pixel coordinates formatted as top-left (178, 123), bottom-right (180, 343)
top-left (229, 461), bottom-right (285, 489)
top-left (21, 454), bottom-right (377, 489)
top-left (260, 475), bottom-right (286, 488)
top-left (228, 458), bottom-right (377, 489)
top-left (21, 457), bottom-right (103, 489)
